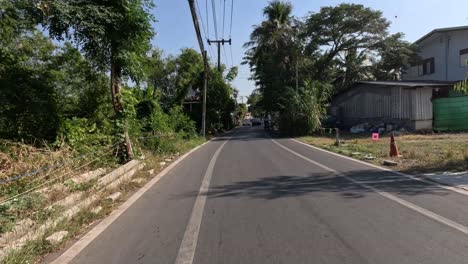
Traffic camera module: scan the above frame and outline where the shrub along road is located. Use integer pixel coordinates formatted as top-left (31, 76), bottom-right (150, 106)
top-left (49, 127), bottom-right (468, 264)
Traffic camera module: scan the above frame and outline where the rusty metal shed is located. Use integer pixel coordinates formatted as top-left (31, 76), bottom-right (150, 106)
top-left (331, 81), bottom-right (455, 130)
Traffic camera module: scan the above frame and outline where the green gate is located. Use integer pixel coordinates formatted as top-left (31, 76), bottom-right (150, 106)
top-left (433, 96), bottom-right (468, 131)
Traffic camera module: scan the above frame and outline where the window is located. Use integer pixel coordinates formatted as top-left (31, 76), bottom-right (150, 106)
top-left (460, 49), bottom-right (468, 67)
top-left (411, 58), bottom-right (434, 76)
top-left (417, 64), bottom-right (424, 76)
top-left (422, 58), bottom-right (435, 75)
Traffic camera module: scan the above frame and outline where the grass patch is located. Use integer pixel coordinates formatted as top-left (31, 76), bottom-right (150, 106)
top-left (297, 132), bottom-right (468, 174)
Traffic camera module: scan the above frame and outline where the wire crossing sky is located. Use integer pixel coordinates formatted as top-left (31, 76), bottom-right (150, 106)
top-left (152, 0), bottom-right (468, 99)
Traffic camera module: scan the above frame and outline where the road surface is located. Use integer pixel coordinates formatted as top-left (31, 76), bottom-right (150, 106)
top-left (53, 127), bottom-right (468, 264)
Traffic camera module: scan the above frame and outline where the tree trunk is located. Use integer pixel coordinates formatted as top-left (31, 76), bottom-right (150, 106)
top-left (110, 59), bottom-right (134, 160)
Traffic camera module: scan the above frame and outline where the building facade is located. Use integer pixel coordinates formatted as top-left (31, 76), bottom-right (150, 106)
top-left (402, 26), bottom-right (468, 81)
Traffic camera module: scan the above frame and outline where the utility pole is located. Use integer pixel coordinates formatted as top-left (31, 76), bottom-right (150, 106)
top-left (188, 0), bottom-right (208, 137)
top-left (208, 38), bottom-right (231, 72)
top-left (202, 50), bottom-right (207, 137)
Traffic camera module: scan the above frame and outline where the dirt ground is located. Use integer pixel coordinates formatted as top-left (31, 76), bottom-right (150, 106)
top-left (297, 132), bottom-right (468, 174)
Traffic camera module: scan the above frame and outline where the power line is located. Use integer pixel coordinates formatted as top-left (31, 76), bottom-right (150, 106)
top-left (229, 0), bottom-right (234, 38)
top-left (211, 0), bottom-right (218, 39)
top-left (205, 0), bottom-right (209, 38)
top-left (195, 0), bottom-right (214, 60)
top-left (196, 0), bottom-right (208, 42)
top-left (219, 0), bottom-right (223, 37)
top-left (222, 0), bottom-right (226, 38)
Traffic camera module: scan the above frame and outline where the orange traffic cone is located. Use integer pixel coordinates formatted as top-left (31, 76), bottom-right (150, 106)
top-left (389, 133), bottom-right (400, 158)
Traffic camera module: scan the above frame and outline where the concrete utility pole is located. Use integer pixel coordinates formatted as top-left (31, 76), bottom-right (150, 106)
top-left (208, 38), bottom-right (231, 72)
top-left (188, 0), bottom-right (208, 137)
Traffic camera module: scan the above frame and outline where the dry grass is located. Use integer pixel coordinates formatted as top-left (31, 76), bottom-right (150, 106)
top-left (0, 140), bottom-right (73, 182)
top-left (0, 140), bottom-right (120, 202)
top-left (1, 137), bottom-right (206, 264)
top-left (297, 132), bottom-right (468, 174)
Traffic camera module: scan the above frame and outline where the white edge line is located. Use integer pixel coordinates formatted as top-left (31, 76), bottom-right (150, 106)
top-left (290, 138), bottom-right (468, 196)
top-left (271, 139), bottom-right (468, 236)
top-left (49, 138), bottom-right (214, 264)
top-left (174, 139), bottom-right (229, 264)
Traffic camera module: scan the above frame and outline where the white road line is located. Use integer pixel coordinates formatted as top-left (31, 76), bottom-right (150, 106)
top-left (49, 140), bottom-right (213, 264)
top-left (174, 139), bottom-right (229, 264)
top-left (290, 138), bottom-right (468, 196)
top-left (271, 139), bottom-right (468, 236)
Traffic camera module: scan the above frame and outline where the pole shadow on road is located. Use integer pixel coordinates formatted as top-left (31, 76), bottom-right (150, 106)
top-left (177, 170), bottom-right (453, 200)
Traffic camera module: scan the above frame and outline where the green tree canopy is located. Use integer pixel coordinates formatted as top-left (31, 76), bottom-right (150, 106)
top-left (303, 3), bottom-right (390, 82)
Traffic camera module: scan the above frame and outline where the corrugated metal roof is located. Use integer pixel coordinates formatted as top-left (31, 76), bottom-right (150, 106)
top-left (356, 80), bottom-right (456, 87)
top-left (415, 25), bottom-right (468, 44)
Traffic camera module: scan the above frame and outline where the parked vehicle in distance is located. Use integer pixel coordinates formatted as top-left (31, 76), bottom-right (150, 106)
top-left (252, 118), bottom-right (262, 126)
top-left (242, 119), bottom-right (251, 126)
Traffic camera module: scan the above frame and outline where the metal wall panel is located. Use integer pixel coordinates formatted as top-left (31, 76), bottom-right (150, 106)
top-left (334, 84), bottom-right (435, 123)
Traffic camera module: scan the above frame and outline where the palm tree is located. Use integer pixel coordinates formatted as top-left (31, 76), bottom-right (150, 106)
top-left (243, 1), bottom-right (297, 113)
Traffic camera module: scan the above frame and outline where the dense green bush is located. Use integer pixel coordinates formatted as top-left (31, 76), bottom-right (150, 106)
top-left (58, 118), bottom-right (113, 153)
top-left (279, 81), bottom-right (332, 136)
top-left (169, 106), bottom-right (197, 138)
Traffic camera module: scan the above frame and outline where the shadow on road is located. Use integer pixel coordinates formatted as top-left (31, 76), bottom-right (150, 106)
top-left (211, 126), bottom-right (272, 142)
top-left (178, 170), bottom-right (453, 200)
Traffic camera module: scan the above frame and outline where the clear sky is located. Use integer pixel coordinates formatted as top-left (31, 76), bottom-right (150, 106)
top-left (151, 0), bottom-right (468, 100)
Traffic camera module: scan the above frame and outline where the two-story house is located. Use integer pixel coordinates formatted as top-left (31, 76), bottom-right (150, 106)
top-left (402, 26), bottom-right (468, 81)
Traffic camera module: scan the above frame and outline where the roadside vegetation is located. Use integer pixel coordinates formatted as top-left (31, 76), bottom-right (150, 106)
top-left (244, 1), bottom-right (468, 174)
top-left (244, 1), bottom-right (419, 135)
top-left (0, 1), bottom-right (239, 262)
top-left (298, 133), bottom-right (468, 174)
top-left (0, 0), bottom-right (238, 195)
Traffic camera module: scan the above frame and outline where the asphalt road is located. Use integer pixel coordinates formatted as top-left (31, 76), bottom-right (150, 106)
top-left (55, 126), bottom-right (468, 264)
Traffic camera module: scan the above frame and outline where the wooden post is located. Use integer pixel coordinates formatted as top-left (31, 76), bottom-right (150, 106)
top-left (335, 128), bottom-right (340, 146)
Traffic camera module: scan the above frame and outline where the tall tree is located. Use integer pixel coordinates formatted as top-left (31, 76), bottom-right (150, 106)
top-left (244, 0), bottom-right (298, 113)
top-left (371, 33), bottom-right (419, 80)
top-left (303, 3), bottom-right (390, 82)
top-left (38, 0), bottom-right (155, 160)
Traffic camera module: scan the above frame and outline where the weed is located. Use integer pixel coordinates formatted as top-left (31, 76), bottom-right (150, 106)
top-left (298, 132), bottom-right (468, 173)
top-left (446, 149), bottom-right (454, 159)
top-left (1, 238), bottom-right (52, 264)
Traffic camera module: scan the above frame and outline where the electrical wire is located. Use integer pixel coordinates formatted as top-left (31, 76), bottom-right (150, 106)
top-left (229, 0), bottom-right (234, 38)
top-left (219, 0), bottom-right (223, 37)
top-left (211, 0), bottom-right (218, 39)
top-left (195, 0), bottom-right (214, 60)
top-left (196, 0), bottom-right (208, 42)
top-left (222, 0), bottom-right (226, 39)
top-left (205, 0), bottom-right (209, 38)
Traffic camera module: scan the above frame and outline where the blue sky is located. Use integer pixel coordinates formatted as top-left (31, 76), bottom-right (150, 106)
top-left (151, 0), bottom-right (468, 99)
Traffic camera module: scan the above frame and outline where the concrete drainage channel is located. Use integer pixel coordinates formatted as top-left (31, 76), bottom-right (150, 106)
top-left (0, 158), bottom-right (150, 261)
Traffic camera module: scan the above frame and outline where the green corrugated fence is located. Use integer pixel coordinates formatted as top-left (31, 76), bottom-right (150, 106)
top-left (433, 96), bottom-right (468, 131)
